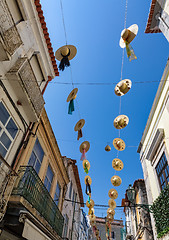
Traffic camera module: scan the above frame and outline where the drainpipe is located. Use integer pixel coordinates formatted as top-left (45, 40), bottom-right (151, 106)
top-left (71, 193), bottom-right (77, 240)
top-left (42, 76), bottom-right (52, 95)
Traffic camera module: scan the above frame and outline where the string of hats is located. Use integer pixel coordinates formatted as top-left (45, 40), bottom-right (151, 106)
top-left (104, 0), bottom-right (138, 238)
top-left (54, 0), bottom-right (101, 238)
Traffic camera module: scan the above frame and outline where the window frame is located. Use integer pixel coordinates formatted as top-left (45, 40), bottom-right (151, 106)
top-left (155, 152), bottom-right (169, 190)
top-left (44, 164), bottom-right (54, 193)
top-left (0, 101), bottom-right (18, 158)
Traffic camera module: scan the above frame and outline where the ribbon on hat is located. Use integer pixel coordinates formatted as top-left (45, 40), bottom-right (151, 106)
top-left (80, 148), bottom-right (86, 161)
top-left (68, 99), bottom-right (75, 115)
top-left (59, 48), bottom-right (70, 71)
top-left (77, 129), bottom-right (83, 140)
top-left (84, 162), bottom-right (89, 174)
top-left (125, 41), bottom-right (137, 61)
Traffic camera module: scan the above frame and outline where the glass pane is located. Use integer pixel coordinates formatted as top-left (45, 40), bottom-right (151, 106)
top-left (44, 177), bottom-right (48, 189)
top-left (0, 132), bottom-right (11, 149)
top-left (56, 182), bottom-right (61, 196)
top-left (0, 143), bottom-right (7, 158)
top-left (28, 152), bottom-right (36, 167)
top-left (0, 102), bottom-right (10, 125)
top-left (34, 139), bottom-right (44, 163)
top-left (6, 118), bottom-right (18, 139)
top-left (34, 160), bottom-right (41, 174)
top-left (47, 165), bottom-right (54, 182)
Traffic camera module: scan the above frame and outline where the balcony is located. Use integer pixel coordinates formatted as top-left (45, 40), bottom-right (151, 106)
top-left (12, 166), bottom-right (64, 238)
top-left (6, 58), bottom-right (45, 121)
top-left (0, 0), bottom-right (22, 60)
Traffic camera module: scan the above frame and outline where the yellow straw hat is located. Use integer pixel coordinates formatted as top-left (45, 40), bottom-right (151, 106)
top-left (113, 138), bottom-right (125, 151)
top-left (111, 175), bottom-right (122, 187)
top-left (119, 24), bottom-right (138, 48)
top-left (83, 160), bottom-right (90, 171)
top-left (113, 115), bottom-right (129, 129)
top-left (84, 175), bottom-right (92, 185)
top-left (86, 199), bottom-right (95, 208)
top-left (105, 145), bottom-right (111, 151)
top-left (67, 88), bottom-right (78, 102)
top-left (107, 208), bottom-right (115, 216)
top-left (74, 119), bottom-right (85, 131)
top-left (108, 188), bottom-right (118, 199)
top-left (108, 199), bottom-right (116, 209)
top-left (112, 158), bottom-right (124, 171)
top-left (55, 45), bottom-right (77, 61)
top-left (114, 79), bottom-right (132, 96)
top-left (80, 141), bottom-right (90, 153)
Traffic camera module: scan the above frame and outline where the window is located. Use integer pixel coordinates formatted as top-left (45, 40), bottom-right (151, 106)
top-left (0, 102), bottom-right (18, 158)
top-left (69, 181), bottom-right (72, 199)
top-left (156, 153), bottom-right (169, 190)
top-left (54, 182), bottom-right (61, 206)
top-left (111, 231), bottom-right (115, 239)
top-left (44, 165), bottom-right (54, 192)
top-left (30, 55), bottom-right (45, 87)
top-left (6, 0), bottom-right (24, 24)
top-left (63, 214), bottom-right (69, 238)
top-left (28, 138), bottom-right (44, 173)
top-left (72, 189), bottom-right (75, 206)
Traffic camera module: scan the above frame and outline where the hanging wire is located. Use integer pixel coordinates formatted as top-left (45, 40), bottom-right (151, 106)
top-left (59, 0), bottom-right (68, 45)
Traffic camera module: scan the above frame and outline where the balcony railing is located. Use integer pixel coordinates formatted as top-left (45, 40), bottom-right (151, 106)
top-left (12, 166), bottom-right (64, 237)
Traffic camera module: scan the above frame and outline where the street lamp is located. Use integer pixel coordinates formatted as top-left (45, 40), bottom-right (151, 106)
top-left (126, 184), bottom-right (136, 203)
top-left (126, 184), bottom-right (152, 213)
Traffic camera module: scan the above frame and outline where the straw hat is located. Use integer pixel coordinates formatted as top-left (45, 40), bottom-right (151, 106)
top-left (114, 79), bottom-right (132, 96)
top-left (107, 208), bottom-right (115, 216)
top-left (107, 214), bottom-right (114, 221)
top-left (89, 214), bottom-right (96, 221)
top-left (55, 45), bottom-right (77, 61)
top-left (112, 158), bottom-right (124, 171)
top-left (108, 199), bottom-right (116, 209)
top-left (113, 138), bottom-right (125, 151)
top-left (67, 88), bottom-right (78, 102)
top-left (105, 145), bottom-right (111, 152)
top-left (111, 175), bottom-right (122, 187)
top-left (119, 24), bottom-right (138, 48)
top-left (86, 199), bottom-right (95, 208)
top-left (113, 115), bottom-right (129, 129)
top-left (85, 175), bottom-right (92, 185)
top-left (83, 160), bottom-right (90, 171)
top-left (74, 119), bottom-right (85, 131)
top-left (108, 188), bottom-right (118, 199)
top-left (80, 141), bottom-right (90, 153)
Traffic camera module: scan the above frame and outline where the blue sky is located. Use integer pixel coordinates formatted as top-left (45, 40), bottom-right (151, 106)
top-left (41, 0), bottom-right (169, 220)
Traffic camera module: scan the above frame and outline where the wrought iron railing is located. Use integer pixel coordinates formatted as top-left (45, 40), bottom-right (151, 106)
top-left (12, 166), bottom-right (64, 237)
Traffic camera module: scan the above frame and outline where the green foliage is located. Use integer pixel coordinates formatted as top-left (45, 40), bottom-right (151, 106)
top-left (151, 185), bottom-right (169, 238)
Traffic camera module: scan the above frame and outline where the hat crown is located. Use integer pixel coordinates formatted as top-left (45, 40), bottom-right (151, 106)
top-left (61, 46), bottom-right (69, 56)
top-left (121, 29), bottom-right (129, 40)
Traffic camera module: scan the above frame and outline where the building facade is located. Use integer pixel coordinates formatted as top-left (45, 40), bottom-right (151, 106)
top-left (62, 157), bottom-right (84, 240)
top-left (145, 0), bottom-right (169, 42)
top-left (0, 0), bottom-right (58, 223)
top-left (137, 59), bottom-right (169, 240)
top-left (78, 209), bottom-right (89, 240)
top-left (122, 179), bottom-right (153, 240)
top-left (91, 217), bottom-right (124, 240)
top-left (0, 108), bottom-right (69, 240)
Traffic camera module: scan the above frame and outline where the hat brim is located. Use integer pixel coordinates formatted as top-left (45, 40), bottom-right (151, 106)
top-left (108, 188), bottom-right (118, 199)
top-left (55, 45), bottom-right (77, 61)
top-left (114, 79), bottom-right (132, 96)
top-left (80, 141), bottom-right (90, 153)
top-left (112, 158), bottom-right (124, 171)
top-left (113, 138), bottom-right (126, 151)
top-left (119, 24), bottom-right (138, 48)
top-left (74, 119), bottom-right (85, 131)
top-left (86, 199), bottom-right (94, 208)
top-left (84, 175), bottom-right (92, 185)
top-left (108, 199), bottom-right (116, 209)
top-left (113, 115), bottom-right (129, 129)
top-left (111, 175), bottom-right (122, 186)
top-left (67, 88), bottom-right (78, 102)
top-left (83, 160), bottom-right (90, 170)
